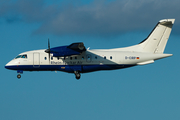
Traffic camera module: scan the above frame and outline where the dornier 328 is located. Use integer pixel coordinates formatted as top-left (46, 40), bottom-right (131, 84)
top-left (5, 19), bottom-right (175, 79)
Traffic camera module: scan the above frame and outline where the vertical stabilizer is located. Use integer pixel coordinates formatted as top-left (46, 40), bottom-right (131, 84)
top-left (139, 19), bottom-right (175, 53)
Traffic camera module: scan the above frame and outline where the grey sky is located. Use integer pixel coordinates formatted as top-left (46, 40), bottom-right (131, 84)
top-left (1, 0), bottom-right (179, 36)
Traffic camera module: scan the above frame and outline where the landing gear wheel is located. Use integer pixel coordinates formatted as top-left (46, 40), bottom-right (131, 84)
top-left (17, 74), bottom-right (21, 79)
top-left (74, 71), bottom-right (81, 80)
top-left (75, 73), bottom-right (81, 80)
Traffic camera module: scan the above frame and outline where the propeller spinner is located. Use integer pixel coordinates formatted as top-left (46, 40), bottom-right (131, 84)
top-left (45, 39), bottom-right (51, 63)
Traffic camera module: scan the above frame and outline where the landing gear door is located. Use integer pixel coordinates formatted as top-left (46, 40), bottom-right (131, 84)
top-left (33, 53), bottom-right (40, 68)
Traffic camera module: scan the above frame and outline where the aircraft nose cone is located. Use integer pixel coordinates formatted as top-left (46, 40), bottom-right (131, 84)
top-left (5, 63), bottom-right (10, 69)
top-left (5, 60), bottom-right (19, 70)
top-left (5, 61), bottom-right (14, 70)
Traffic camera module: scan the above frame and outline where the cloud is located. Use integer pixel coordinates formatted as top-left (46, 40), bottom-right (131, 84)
top-left (1, 0), bottom-right (180, 36)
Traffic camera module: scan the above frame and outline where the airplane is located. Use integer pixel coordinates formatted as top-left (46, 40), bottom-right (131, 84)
top-left (5, 19), bottom-right (175, 80)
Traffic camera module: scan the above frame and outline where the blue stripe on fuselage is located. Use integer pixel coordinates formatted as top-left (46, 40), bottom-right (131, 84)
top-left (5, 64), bottom-right (136, 73)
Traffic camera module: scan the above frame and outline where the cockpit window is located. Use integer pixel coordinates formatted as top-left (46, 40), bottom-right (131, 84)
top-left (22, 55), bottom-right (27, 58)
top-left (15, 55), bottom-right (22, 59)
top-left (15, 54), bottom-right (27, 59)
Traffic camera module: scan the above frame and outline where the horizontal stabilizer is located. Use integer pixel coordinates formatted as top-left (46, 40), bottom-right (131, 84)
top-left (137, 60), bottom-right (154, 65)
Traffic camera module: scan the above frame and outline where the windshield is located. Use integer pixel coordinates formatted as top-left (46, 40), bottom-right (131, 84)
top-left (15, 54), bottom-right (27, 59)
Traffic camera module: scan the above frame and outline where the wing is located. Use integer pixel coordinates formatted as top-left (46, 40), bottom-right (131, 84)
top-left (48, 42), bottom-right (86, 57)
top-left (67, 42), bottom-right (86, 52)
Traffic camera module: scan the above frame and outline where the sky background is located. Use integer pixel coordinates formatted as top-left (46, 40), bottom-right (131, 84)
top-left (1, 0), bottom-right (180, 120)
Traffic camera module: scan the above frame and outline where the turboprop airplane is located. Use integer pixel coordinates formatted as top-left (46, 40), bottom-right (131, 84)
top-left (5, 19), bottom-right (175, 80)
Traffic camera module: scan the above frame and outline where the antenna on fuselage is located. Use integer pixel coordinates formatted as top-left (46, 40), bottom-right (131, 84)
top-left (45, 38), bottom-right (51, 64)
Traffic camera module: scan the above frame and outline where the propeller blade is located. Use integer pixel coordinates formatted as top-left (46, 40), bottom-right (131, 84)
top-left (48, 39), bottom-right (50, 63)
top-left (45, 38), bottom-right (50, 53)
top-left (48, 38), bottom-right (50, 50)
top-left (44, 38), bottom-right (51, 64)
top-left (49, 51), bottom-right (50, 63)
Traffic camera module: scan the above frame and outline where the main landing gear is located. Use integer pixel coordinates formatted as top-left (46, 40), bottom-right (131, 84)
top-left (74, 71), bottom-right (81, 80)
top-left (17, 74), bottom-right (21, 79)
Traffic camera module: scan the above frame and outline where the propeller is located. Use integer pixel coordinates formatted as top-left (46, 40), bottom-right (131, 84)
top-left (45, 38), bottom-right (51, 63)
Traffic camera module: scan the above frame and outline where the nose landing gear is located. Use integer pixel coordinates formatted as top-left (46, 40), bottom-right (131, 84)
top-left (74, 71), bottom-right (81, 80)
top-left (17, 70), bottom-right (23, 79)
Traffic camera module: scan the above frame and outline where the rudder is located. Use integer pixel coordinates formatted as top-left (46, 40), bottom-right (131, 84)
top-left (139, 19), bottom-right (175, 53)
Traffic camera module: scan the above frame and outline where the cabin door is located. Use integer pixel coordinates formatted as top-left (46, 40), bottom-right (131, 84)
top-left (33, 53), bottom-right (40, 68)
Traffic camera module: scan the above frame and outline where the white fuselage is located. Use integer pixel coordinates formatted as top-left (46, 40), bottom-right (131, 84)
top-left (5, 49), bottom-right (172, 73)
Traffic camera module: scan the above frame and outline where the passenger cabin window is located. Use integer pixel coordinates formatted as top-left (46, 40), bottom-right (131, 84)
top-left (44, 57), bottom-right (47, 60)
top-left (110, 56), bottom-right (112, 59)
top-left (51, 57), bottom-right (53, 60)
top-left (95, 56), bottom-right (97, 59)
top-left (104, 56), bottom-right (106, 59)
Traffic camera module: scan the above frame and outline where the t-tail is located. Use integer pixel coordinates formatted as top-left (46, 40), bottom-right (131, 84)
top-left (139, 19), bottom-right (175, 53)
top-left (117, 19), bottom-right (175, 54)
